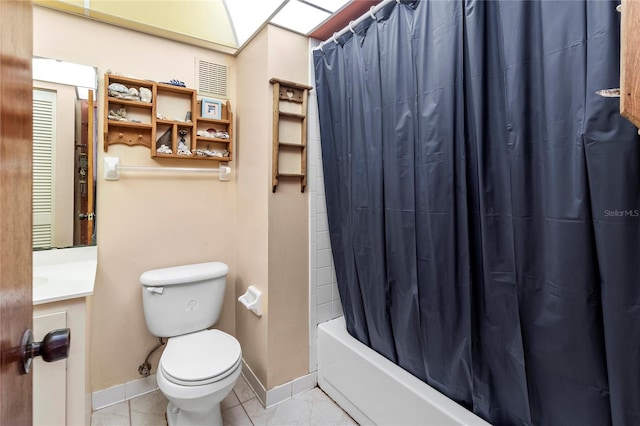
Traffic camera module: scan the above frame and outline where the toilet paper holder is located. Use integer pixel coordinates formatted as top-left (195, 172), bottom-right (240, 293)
top-left (238, 286), bottom-right (262, 317)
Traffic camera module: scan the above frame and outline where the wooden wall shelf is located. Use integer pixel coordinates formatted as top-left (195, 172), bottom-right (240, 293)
top-left (104, 74), bottom-right (233, 161)
top-left (270, 78), bottom-right (313, 193)
top-left (620, 0), bottom-right (640, 128)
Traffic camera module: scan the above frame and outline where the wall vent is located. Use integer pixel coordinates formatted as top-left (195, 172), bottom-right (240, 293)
top-left (196, 58), bottom-right (228, 99)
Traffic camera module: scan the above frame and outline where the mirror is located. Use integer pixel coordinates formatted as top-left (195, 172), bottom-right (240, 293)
top-left (32, 58), bottom-right (97, 250)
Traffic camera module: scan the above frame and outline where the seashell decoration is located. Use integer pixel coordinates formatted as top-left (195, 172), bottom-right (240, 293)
top-left (108, 107), bottom-right (127, 121)
top-left (177, 140), bottom-right (192, 155)
top-left (157, 144), bottom-right (172, 154)
top-left (107, 82), bottom-right (152, 103)
top-left (196, 129), bottom-right (230, 139)
top-left (194, 148), bottom-right (229, 158)
top-left (140, 87), bottom-right (152, 103)
top-left (595, 88), bottom-right (621, 98)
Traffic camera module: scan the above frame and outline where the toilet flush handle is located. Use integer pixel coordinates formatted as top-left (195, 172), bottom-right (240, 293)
top-left (146, 287), bottom-right (164, 295)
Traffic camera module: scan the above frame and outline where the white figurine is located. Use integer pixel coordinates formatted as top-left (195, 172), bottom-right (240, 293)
top-left (177, 140), bottom-right (192, 155)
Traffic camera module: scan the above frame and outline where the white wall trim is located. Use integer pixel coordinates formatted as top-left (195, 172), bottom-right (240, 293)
top-left (92, 362), bottom-right (317, 412)
top-left (91, 374), bottom-right (158, 411)
top-left (241, 359), bottom-right (317, 408)
top-left (240, 359), bottom-right (266, 404)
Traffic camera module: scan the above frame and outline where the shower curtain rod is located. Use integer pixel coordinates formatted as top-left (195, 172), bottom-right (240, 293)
top-left (314, 0), bottom-right (398, 51)
top-left (103, 156), bottom-right (231, 182)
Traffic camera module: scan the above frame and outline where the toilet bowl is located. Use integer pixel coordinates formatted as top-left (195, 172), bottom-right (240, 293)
top-left (157, 329), bottom-right (242, 426)
top-left (139, 262), bottom-right (241, 426)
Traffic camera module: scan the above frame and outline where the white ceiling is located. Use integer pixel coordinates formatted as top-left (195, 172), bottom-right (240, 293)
top-left (35, 0), bottom-right (352, 54)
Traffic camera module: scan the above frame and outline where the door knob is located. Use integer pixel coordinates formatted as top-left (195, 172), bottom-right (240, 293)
top-left (20, 328), bottom-right (71, 375)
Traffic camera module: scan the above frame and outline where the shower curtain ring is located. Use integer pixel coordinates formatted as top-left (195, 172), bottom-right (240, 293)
top-left (369, 6), bottom-right (378, 20)
top-left (332, 32), bottom-right (339, 44)
top-left (348, 21), bottom-right (356, 34)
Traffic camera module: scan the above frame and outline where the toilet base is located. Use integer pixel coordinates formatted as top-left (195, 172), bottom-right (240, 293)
top-left (156, 338), bottom-right (242, 426)
top-left (165, 401), bottom-right (223, 426)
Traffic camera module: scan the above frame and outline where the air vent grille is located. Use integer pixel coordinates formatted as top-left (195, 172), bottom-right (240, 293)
top-left (196, 59), bottom-right (228, 98)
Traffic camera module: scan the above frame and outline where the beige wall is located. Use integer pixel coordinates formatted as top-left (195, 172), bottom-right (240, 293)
top-left (236, 25), bottom-right (310, 390)
top-left (236, 28), bottom-right (270, 386)
top-left (266, 26), bottom-right (310, 387)
top-left (34, 6), bottom-right (237, 391)
top-left (35, 6), bottom-right (310, 395)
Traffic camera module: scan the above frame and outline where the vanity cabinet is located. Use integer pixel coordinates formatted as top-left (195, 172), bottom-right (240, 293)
top-left (33, 297), bottom-right (90, 426)
top-left (104, 74), bottom-right (233, 161)
top-left (33, 310), bottom-right (66, 426)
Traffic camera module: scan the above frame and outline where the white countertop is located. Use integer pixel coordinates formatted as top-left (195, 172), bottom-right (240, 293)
top-left (33, 246), bottom-right (97, 305)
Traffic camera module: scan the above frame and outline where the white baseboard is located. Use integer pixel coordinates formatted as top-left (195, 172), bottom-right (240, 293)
top-left (241, 359), bottom-right (317, 408)
top-left (91, 374), bottom-right (158, 411)
top-left (92, 361), bottom-right (317, 412)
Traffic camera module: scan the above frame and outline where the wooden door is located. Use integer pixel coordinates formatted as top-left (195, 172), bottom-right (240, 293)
top-left (0, 0), bottom-right (34, 424)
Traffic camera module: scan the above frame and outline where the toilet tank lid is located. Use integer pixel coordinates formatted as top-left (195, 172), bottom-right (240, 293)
top-left (140, 262), bottom-right (229, 287)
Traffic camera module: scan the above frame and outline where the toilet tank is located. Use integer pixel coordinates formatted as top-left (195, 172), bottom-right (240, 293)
top-left (140, 262), bottom-right (229, 337)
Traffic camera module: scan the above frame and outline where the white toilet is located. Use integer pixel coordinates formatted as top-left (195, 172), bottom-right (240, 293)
top-left (140, 262), bottom-right (242, 426)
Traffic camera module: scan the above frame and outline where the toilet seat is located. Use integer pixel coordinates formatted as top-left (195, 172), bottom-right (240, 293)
top-left (160, 329), bottom-right (242, 387)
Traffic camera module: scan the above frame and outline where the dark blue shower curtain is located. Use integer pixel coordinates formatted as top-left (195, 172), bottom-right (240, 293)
top-left (313, 1), bottom-right (640, 425)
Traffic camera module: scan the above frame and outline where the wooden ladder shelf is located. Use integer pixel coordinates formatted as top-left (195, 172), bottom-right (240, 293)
top-left (270, 78), bottom-right (313, 193)
top-left (620, 0), bottom-right (640, 129)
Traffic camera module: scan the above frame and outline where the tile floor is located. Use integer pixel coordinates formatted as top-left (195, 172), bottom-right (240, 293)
top-left (91, 375), bottom-right (358, 426)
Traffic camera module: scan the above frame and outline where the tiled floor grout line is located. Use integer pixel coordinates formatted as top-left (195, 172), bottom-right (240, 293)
top-left (239, 401), bottom-right (255, 426)
top-left (92, 377), bottom-right (356, 426)
top-left (235, 386), bottom-right (256, 426)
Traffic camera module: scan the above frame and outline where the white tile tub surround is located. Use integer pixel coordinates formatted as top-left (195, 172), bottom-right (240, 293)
top-left (308, 39), bottom-right (343, 374)
top-left (307, 91), bottom-right (342, 372)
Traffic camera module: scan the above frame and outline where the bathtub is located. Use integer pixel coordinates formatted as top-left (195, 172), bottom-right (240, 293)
top-left (318, 317), bottom-right (491, 426)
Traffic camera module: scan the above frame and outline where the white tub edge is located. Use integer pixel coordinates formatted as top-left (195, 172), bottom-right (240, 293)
top-left (318, 316), bottom-right (491, 426)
